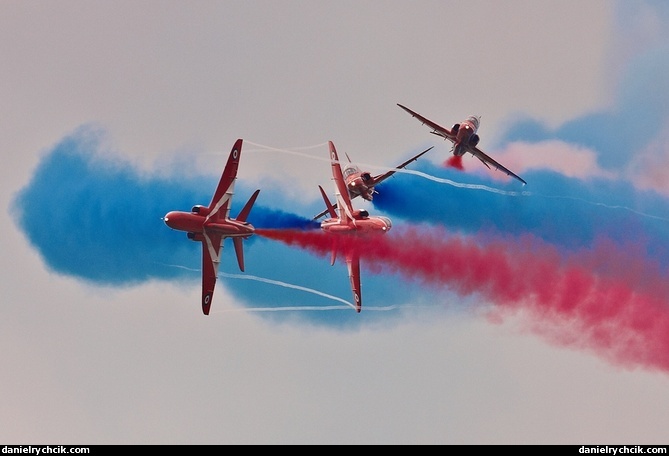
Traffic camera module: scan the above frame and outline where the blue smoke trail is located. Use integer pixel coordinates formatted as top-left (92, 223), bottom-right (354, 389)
top-left (11, 1), bottom-right (669, 327)
top-left (374, 11), bottom-right (669, 271)
top-left (10, 126), bottom-right (319, 286)
top-left (497, 46), bottom-right (669, 171)
top-left (373, 161), bottom-right (669, 270)
top-left (10, 126), bottom-right (419, 325)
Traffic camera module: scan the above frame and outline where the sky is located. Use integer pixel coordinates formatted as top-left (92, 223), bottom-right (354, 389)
top-left (2, 0), bottom-right (669, 445)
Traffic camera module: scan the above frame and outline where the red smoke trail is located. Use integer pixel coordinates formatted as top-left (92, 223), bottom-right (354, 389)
top-left (445, 155), bottom-right (464, 170)
top-left (257, 227), bottom-right (669, 373)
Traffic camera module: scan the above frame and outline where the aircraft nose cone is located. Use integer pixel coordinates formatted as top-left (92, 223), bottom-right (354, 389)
top-left (163, 211), bottom-right (178, 228)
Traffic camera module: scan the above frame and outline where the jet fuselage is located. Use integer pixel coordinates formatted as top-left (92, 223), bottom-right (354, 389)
top-left (453, 115), bottom-right (480, 156)
top-left (320, 215), bottom-right (392, 234)
top-left (163, 211), bottom-right (255, 237)
top-left (342, 164), bottom-right (375, 201)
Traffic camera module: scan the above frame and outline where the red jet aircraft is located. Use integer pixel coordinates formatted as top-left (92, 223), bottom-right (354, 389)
top-left (312, 145), bottom-right (433, 220)
top-left (163, 138), bottom-right (260, 315)
top-left (397, 103), bottom-right (527, 185)
top-left (318, 141), bottom-right (392, 312)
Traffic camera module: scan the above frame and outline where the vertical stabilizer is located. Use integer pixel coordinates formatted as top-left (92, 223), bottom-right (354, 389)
top-left (236, 189), bottom-right (260, 222)
top-left (328, 141), bottom-right (355, 223)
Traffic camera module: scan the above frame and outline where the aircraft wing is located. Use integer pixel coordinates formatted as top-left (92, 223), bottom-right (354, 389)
top-left (200, 231), bottom-right (223, 315)
top-left (469, 145), bottom-right (527, 185)
top-left (313, 144), bottom-right (434, 220)
top-left (397, 103), bottom-right (455, 142)
top-left (346, 252), bottom-right (362, 313)
top-left (369, 146), bottom-right (434, 186)
top-left (399, 104), bottom-right (527, 185)
top-left (313, 206), bottom-right (333, 221)
top-left (313, 185), bottom-right (339, 221)
top-left (207, 138), bottom-right (242, 221)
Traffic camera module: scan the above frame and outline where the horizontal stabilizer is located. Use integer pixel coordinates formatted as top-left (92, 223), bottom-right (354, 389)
top-left (233, 237), bottom-right (245, 272)
top-left (318, 185), bottom-right (338, 218)
top-left (236, 189), bottom-right (260, 222)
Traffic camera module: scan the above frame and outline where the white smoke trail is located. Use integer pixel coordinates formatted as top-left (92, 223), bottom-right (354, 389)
top-left (239, 140), bottom-right (332, 163)
top-left (212, 304), bottom-right (406, 313)
top-left (240, 140), bottom-right (668, 220)
top-left (533, 193), bottom-right (669, 222)
top-left (331, 157), bottom-right (669, 221)
top-left (161, 263), bottom-right (200, 272)
top-left (210, 140), bottom-right (669, 222)
top-left (158, 264), bottom-right (435, 314)
top-left (218, 271), bottom-right (355, 309)
top-left (245, 140), bottom-right (527, 196)
top-left (388, 167), bottom-right (529, 196)
top-left (215, 273), bottom-right (428, 314)
top-left (158, 263), bottom-right (357, 311)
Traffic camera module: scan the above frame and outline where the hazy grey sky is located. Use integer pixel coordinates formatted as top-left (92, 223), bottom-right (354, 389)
top-left (3, 0), bottom-right (669, 445)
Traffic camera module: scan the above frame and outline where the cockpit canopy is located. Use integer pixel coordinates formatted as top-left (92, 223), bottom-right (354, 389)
top-left (352, 209), bottom-right (369, 219)
top-left (466, 115), bottom-right (480, 130)
top-left (191, 205), bottom-right (211, 217)
top-left (342, 165), bottom-right (361, 180)
top-left (377, 216), bottom-right (392, 229)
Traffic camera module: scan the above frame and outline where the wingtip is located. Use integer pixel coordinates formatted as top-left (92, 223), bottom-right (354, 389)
top-left (202, 292), bottom-right (213, 315)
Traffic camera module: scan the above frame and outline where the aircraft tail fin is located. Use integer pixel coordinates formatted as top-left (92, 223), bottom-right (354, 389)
top-left (328, 236), bottom-right (337, 266)
top-left (318, 185), bottom-right (338, 218)
top-left (236, 189), bottom-right (260, 222)
top-left (231, 189), bottom-right (260, 272)
top-left (328, 141), bottom-right (355, 223)
top-left (233, 237), bottom-right (245, 272)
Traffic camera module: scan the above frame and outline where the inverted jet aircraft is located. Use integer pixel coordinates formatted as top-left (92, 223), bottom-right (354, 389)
top-left (318, 141), bottom-right (392, 312)
top-left (397, 103), bottom-right (527, 185)
top-left (163, 138), bottom-right (260, 315)
top-left (312, 145), bottom-right (433, 220)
